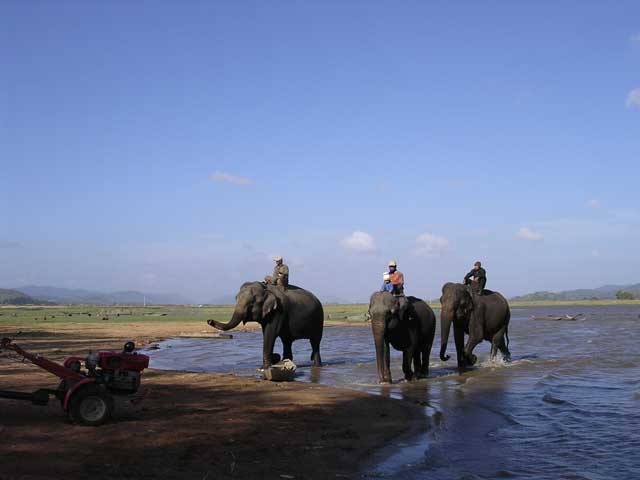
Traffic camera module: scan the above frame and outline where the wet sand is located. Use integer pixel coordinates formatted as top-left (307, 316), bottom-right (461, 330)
top-left (0, 322), bottom-right (424, 480)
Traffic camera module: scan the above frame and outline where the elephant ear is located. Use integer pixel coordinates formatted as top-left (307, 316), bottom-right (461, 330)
top-left (262, 291), bottom-right (279, 318)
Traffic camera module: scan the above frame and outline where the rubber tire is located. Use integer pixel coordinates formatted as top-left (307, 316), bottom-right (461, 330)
top-left (68, 385), bottom-right (114, 426)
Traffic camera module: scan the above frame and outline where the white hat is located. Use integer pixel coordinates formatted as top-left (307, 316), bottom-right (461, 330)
top-left (273, 256), bottom-right (283, 262)
top-left (388, 260), bottom-right (397, 267)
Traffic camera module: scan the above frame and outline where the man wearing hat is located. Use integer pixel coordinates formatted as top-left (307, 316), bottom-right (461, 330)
top-left (381, 260), bottom-right (407, 330)
top-left (265, 256), bottom-right (289, 291)
top-left (381, 260), bottom-right (404, 295)
top-left (464, 261), bottom-right (486, 296)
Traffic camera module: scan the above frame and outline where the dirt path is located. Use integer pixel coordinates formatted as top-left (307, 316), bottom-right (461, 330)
top-left (0, 323), bottom-right (424, 479)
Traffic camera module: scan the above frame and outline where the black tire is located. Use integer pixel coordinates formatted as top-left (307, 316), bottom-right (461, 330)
top-left (68, 385), bottom-right (114, 426)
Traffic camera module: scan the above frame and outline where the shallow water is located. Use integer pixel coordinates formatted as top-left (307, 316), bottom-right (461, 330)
top-left (146, 305), bottom-right (640, 479)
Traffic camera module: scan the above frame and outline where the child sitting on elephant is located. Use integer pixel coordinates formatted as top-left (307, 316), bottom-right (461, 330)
top-left (381, 272), bottom-right (394, 293)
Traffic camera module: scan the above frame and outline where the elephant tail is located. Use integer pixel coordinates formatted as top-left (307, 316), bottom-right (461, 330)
top-left (505, 310), bottom-right (510, 347)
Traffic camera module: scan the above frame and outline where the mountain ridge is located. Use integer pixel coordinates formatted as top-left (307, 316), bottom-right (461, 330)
top-left (14, 285), bottom-right (194, 305)
top-left (511, 283), bottom-right (640, 301)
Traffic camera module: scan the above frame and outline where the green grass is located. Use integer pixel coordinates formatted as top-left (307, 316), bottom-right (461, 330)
top-left (0, 305), bottom-right (235, 327)
top-left (0, 304), bottom-right (373, 329)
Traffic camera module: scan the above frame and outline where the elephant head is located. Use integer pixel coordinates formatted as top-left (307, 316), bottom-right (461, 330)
top-left (369, 292), bottom-right (400, 327)
top-left (439, 282), bottom-right (473, 361)
top-left (368, 292), bottom-right (408, 330)
top-left (208, 282), bottom-right (281, 331)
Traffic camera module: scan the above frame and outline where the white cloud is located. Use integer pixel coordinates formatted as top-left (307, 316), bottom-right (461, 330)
top-left (412, 232), bottom-right (450, 257)
top-left (625, 88), bottom-right (640, 110)
top-left (340, 231), bottom-right (376, 252)
top-left (210, 171), bottom-right (253, 186)
top-left (586, 199), bottom-right (600, 209)
top-left (516, 227), bottom-right (543, 241)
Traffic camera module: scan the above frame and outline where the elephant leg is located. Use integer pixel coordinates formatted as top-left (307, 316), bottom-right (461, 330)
top-left (282, 338), bottom-right (293, 361)
top-left (383, 340), bottom-right (392, 383)
top-left (261, 324), bottom-right (278, 370)
top-left (464, 330), bottom-right (483, 366)
top-left (420, 323), bottom-right (435, 378)
top-left (464, 315), bottom-right (485, 366)
top-left (372, 321), bottom-right (390, 383)
top-left (490, 335), bottom-right (498, 358)
top-left (412, 349), bottom-right (422, 378)
top-left (402, 349), bottom-right (414, 381)
top-left (418, 349), bottom-right (429, 378)
top-left (453, 325), bottom-right (467, 369)
top-left (489, 326), bottom-right (503, 359)
top-left (310, 337), bottom-right (322, 367)
top-left (494, 328), bottom-right (511, 361)
top-left (419, 342), bottom-right (433, 378)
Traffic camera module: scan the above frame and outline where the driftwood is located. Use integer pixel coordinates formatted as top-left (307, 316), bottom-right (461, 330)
top-left (531, 314), bottom-right (584, 321)
top-left (177, 332), bottom-right (233, 339)
top-left (263, 359), bottom-right (297, 382)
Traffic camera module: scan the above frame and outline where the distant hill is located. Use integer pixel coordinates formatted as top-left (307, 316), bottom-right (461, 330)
top-left (15, 286), bottom-right (194, 305)
top-left (511, 283), bottom-right (640, 301)
top-left (0, 288), bottom-right (38, 305)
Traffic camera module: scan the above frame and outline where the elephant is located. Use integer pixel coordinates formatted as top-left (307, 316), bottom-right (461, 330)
top-left (369, 292), bottom-right (436, 384)
top-left (439, 282), bottom-right (511, 369)
top-left (208, 282), bottom-right (324, 369)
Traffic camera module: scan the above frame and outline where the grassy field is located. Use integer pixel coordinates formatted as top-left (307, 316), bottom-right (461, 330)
top-left (0, 304), bottom-right (371, 329)
top-left (2, 299), bottom-right (639, 330)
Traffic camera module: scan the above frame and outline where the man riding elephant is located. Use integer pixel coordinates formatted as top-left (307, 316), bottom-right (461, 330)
top-left (380, 260), bottom-right (404, 295)
top-left (380, 260), bottom-right (407, 328)
top-left (464, 261), bottom-right (486, 296)
top-left (265, 256), bottom-right (289, 291)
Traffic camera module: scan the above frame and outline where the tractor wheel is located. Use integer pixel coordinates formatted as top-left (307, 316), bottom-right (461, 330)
top-left (68, 386), bottom-right (114, 426)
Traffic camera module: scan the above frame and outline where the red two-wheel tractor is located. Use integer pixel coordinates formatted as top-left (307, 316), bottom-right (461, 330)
top-left (0, 337), bottom-right (150, 426)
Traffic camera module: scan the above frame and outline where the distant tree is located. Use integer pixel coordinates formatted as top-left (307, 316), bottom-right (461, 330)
top-left (616, 290), bottom-right (635, 300)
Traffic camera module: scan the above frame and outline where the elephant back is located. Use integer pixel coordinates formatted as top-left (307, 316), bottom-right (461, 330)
top-left (265, 283), bottom-right (324, 330)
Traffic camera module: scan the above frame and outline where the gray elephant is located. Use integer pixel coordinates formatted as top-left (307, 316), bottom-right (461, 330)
top-left (439, 282), bottom-right (511, 368)
top-left (208, 282), bottom-right (324, 369)
top-left (369, 292), bottom-right (436, 384)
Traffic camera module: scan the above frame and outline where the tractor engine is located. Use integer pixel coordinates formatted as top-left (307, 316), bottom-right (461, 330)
top-left (72, 342), bottom-right (150, 394)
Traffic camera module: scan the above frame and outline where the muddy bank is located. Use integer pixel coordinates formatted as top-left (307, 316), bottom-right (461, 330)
top-left (0, 325), bottom-right (425, 480)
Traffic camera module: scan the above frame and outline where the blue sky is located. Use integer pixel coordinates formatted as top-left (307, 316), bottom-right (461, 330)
top-left (2, 1), bottom-right (639, 302)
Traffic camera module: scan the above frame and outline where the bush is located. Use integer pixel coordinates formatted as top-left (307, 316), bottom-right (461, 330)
top-left (615, 290), bottom-right (635, 300)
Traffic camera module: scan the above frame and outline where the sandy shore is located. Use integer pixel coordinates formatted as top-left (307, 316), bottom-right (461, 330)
top-left (0, 321), bottom-right (424, 479)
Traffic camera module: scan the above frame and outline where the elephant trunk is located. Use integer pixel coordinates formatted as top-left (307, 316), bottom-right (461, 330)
top-left (207, 310), bottom-right (244, 331)
top-left (440, 307), bottom-right (452, 361)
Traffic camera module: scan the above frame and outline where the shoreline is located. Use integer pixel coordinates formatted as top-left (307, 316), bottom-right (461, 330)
top-left (0, 321), bottom-right (427, 479)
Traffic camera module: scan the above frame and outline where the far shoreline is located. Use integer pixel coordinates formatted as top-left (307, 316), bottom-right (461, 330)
top-left (2, 298), bottom-right (640, 312)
